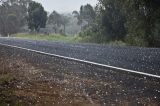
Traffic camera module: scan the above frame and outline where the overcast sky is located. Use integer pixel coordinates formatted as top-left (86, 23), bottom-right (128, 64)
top-left (33, 0), bottom-right (98, 13)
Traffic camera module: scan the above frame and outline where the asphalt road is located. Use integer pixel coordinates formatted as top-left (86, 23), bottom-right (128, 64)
top-left (0, 37), bottom-right (160, 75)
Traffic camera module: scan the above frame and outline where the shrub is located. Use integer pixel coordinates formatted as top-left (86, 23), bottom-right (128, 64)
top-left (125, 35), bottom-right (148, 47)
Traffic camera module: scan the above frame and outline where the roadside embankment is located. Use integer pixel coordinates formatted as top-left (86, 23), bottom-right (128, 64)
top-left (0, 45), bottom-right (159, 106)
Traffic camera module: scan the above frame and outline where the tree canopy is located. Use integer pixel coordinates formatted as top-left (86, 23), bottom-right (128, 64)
top-left (73, 4), bottom-right (96, 30)
top-left (88, 0), bottom-right (160, 47)
top-left (0, 0), bottom-right (31, 36)
top-left (28, 1), bottom-right (47, 32)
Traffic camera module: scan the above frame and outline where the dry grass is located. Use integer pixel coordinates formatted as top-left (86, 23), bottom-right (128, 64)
top-left (0, 53), bottom-right (159, 106)
top-left (0, 56), bottom-right (100, 106)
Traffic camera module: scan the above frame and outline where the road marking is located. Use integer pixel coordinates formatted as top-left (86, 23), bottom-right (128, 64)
top-left (0, 42), bottom-right (160, 79)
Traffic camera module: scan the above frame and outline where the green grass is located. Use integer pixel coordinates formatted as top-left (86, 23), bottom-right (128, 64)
top-left (15, 33), bottom-right (83, 43)
top-left (15, 33), bottom-right (105, 44)
top-left (0, 73), bottom-right (15, 106)
top-left (15, 33), bottom-right (127, 46)
top-left (0, 74), bottom-right (14, 85)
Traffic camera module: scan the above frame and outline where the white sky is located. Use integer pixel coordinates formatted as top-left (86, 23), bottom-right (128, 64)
top-left (33, 0), bottom-right (98, 13)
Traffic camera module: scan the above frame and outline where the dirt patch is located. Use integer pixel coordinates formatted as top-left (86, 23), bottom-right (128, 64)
top-left (0, 57), bottom-right (100, 106)
top-left (0, 48), bottom-right (159, 106)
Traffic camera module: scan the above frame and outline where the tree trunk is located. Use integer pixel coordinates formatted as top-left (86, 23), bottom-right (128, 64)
top-left (63, 24), bottom-right (66, 35)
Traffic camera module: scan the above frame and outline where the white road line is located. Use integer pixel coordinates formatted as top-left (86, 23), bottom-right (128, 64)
top-left (0, 42), bottom-right (160, 79)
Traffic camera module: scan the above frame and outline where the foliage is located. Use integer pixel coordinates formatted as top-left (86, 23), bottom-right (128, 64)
top-left (0, 73), bottom-right (14, 85)
top-left (0, 0), bottom-right (31, 36)
top-left (72, 10), bottom-right (82, 27)
top-left (28, 1), bottom-right (47, 32)
top-left (48, 11), bottom-right (62, 33)
top-left (15, 33), bottom-right (81, 43)
top-left (97, 0), bottom-right (127, 41)
top-left (125, 36), bottom-right (148, 47)
top-left (99, 0), bottom-right (160, 47)
top-left (1, 0), bottom-right (160, 47)
top-left (72, 4), bottom-right (96, 30)
top-left (77, 0), bottom-right (160, 47)
top-left (60, 15), bottom-right (70, 35)
top-left (80, 4), bottom-right (96, 26)
top-left (48, 11), bottom-right (70, 35)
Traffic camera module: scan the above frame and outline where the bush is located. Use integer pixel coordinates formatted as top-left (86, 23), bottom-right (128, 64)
top-left (125, 35), bottom-right (148, 47)
top-left (0, 74), bottom-right (14, 85)
top-left (79, 27), bottom-right (95, 37)
top-left (108, 40), bottom-right (126, 46)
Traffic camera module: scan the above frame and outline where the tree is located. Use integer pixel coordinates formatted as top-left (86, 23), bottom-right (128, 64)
top-left (122, 0), bottom-right (160, 46)
top-left (60, 15), bottom-right (70, 35)
top-left (28, 1), bottom-right (47, 32)
top-left (72, 4), bottom-right (96, 30)
top-left (72, 10), bottom-right (83, 30)
top-left (48, 11), bottom-right (62, 33)
top-left (80, 4), bottom-right (96, 26)
top-left (48, 11), bottom-right (70, 35)
top-left (6, 14), bottom-right (19, 34)
top-left (133, 0), bottom-right (160, 46)
top-left (98, 0), bottom-right (126, 41)
top-left (95, 0), bottom-right (160, 46)
top-left (0, 3), bottom-right (8, 36)
top-left (0, 0), bottom-right (31, 36)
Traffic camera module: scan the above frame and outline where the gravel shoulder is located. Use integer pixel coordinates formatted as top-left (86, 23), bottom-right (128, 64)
top-left (0, 44), bottom-right (159, 106)
top-left (0, 53), bottom-right (100, 106)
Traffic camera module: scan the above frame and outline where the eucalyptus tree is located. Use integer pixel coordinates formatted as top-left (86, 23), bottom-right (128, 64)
top-left (132, 0), bottom-right (160, 46)
top-left (72, 10), bottom-right (83, 30)
top-left (60, 15), bottom-right (70, 35)
top-left (97, 0), bottom-right (160, 46)
top-left (0, 0), bottom-right (31, 36)
top-left (28, 1), bottom-right (47, 32)
top-left (48, 11), bottom-right (62, 33)
top-left (73, 4), bottom-right (96, 30)
top-left (98, 0), bottom-right (127, 41)
top-left (80, 4), bottom-right (96, 26)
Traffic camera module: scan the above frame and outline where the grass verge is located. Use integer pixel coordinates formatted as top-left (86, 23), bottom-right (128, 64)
top-left (15, 33), bottom-right (128, 46)
top-left (15, 33), bottom-right (83, 43)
